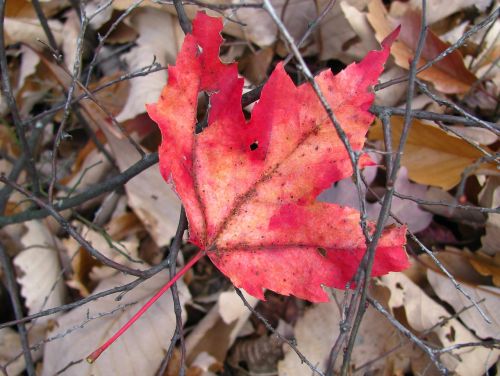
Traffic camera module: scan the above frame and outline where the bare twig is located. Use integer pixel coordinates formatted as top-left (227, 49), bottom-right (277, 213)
top-left (84, 0), bottom-right (145, 86)
top-left (0, 175), bottom-right (147, 277)
top-left (416, 79), bottom-right (500, 136)
top-left (375, 7), bottom-right (500, 91)
top-left (235, 288), bottom-right (325, 376)
top-left (368, 296), bottom-right (449, 375)
top-left (166, 208), bottom-right (189, 376)
top-left (340, 2), bottom-right (428, 374)
top-left (0, 153), bottom-right (159, 226)
top-left (370, 105), bottom-right (500, 130)
top-left (0, 244), bottom-right (36, 376)
top-left (0, 0), bottom-right (40, 200)
top-left (31, 0), bottom-right (60, 57)
top-left (48, 4), bottom-right (88, 203)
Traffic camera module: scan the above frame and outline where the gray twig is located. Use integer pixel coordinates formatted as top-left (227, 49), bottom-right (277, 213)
top-left (0, 244), bottom-right (36, 376)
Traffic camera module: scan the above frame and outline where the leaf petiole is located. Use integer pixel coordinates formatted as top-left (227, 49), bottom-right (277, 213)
top-left (86, 249), bottom-right (204, 363)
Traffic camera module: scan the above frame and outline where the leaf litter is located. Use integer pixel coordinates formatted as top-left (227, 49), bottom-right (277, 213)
top-left (0, 1), bottom-right (498, 375)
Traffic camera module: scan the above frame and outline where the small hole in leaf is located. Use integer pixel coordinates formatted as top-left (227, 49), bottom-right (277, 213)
top-left (317, 247), bottom-right (327, 257)
top-left (250, 141), bottom-right (258, 151)
top-left (195, 92), bottom-right (210, 134)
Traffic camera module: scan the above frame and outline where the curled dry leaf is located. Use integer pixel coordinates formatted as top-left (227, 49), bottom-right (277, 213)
top-left (367, 0), bottom-right (476, 94)
top-left (147, 13), bottom-right (408, 302)
top-left (14, 220), bottom-right (66, 323)
top-left (370, 117), bottom-right (496, 190)
top-left (42, 271), bottom-right (191, 376)
top-left (379, 273), bottom-right (500, 375)
top-left (427, 269), bottom-right (500, 339)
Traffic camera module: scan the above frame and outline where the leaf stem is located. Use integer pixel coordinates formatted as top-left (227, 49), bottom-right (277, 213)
top-left (86, 249), bottom-right (205, 363)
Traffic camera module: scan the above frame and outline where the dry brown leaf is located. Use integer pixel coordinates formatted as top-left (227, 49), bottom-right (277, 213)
top-left (4, 17), bottom-right (63, 47)
top-left (427, 269), bottom-right (500, 339)
top-left (467, 252), bottom-right (500, 287)
top-left (0, 326), bottom-right (45, 376)
top-left (103, 128), bottom-right (181, 246)
top-left (185, 289), bottom-right (258, 366)
top-left (419, 248), bottom-right (491, 286)
top-left (379, 272), bottom-right (500, 375)
top-left (278, 291), bottom-right (423, 375)
top-left (0, 328), bottom-right (25, 376)
top-left (85, 0), bottom-right (114, 30)
top-left (240, 47), bottom-right (274, 85)
top-left (5, 0), bottom-right (66, 19)
top-left (390, 0), bottom-right (493, 25)
top-left (367, 0), bottom-right (476, 94)
top-left (369, 116), bottom-right (496, 190)
top-left (113, 0), bottom-right (367, 63)
top-left (41, 271), bottom-right (191, 376)
top-left (479, 176), bottom-right (500, 255)
top-left (374, 66), bottom-right (408, 106)
top-left (14, 220), bottom-right (66, 323)
top-left (320, 163), bottom-right (433, 232)
top-left (62, 148), bottom-right (113, 196)
top-left (62, 10), bottom-right (81, 73)
top-left (448, 126), bottom-right (498, 146)
top-left (116, 7), bottom-right (182, 122)
top-left (423, 187), bottom-right (486, 224)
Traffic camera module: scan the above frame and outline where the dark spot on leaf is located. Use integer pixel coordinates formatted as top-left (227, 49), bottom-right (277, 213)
top-left (250, 141), bottom-right (258, 151)
top-left (317, 247), bottom-right (327, 257)
top-left (395, 282), bottom-right (403, 290)
top-left (445, 326), bottom-right (456, 342)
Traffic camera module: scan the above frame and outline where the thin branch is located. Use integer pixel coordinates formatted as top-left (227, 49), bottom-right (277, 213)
top-left (0, 152), bottom-right (159, 226)
top-left (0, 244), bottom-right (36, 376)
top-left (393, 191), bottom-right (499, 214)
top-left (282, 0), bottom-right (337, 66)
top-left (375, 7), bottom-right (500, 91)
top-left (234, 288), bottom-right (325, 376)
top-left (0, 0), bottom-right (40, 199)
top-left (48, 5), bottom-right (88, 203)
top-left (166, 208), bottom-right (189, 376)
top-left (370, 105), bottom-right (499, 130)
top-left (174, 0), bottom-right (192, 34)
top-left (31, 0), bottom-right (60, 56)
top-left (84, 0), bottom-right (145, 86)
top-left (341, 2), bottom-right (428, 374)
top-left (0, 176), bottom-right (147, 277)
top-left (368, 296), bottom-right (449, 375)
top-left (416, 79), bottom-right (500, 136)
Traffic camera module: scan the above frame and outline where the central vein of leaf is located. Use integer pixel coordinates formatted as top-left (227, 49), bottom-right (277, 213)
top-left (204, 120), bottom-right (325, 250)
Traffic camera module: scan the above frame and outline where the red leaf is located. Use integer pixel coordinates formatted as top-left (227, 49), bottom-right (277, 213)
top-left (147, 12), bottom-right (408, 302)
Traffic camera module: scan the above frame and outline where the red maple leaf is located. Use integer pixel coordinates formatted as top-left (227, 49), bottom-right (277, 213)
top-left (146, 12), bottom-right (409, 303)
top-left (88, 12), bottom-right (409, 363)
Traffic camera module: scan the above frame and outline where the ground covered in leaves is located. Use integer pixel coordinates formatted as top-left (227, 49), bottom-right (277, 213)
top-left (0, 1), bottom-right (499, 376)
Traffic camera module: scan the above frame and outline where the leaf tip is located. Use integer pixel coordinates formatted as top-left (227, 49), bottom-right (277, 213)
top-left (382, 25), bottom-right (400, 48)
